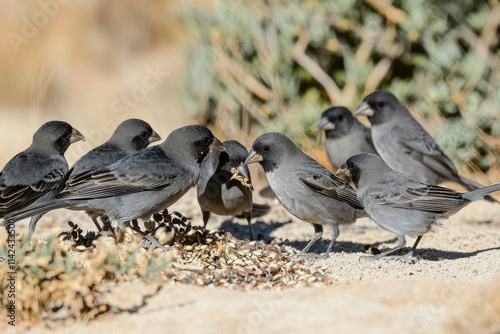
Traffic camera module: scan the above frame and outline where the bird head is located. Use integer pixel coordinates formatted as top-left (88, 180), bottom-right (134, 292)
top-left (354, 90), bottom-right (402, 125)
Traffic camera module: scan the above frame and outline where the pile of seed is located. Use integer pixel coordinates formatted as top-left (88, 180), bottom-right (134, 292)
top-left (166, 232), bottom-right (334, 290)
top-left (58, 210), bottom-right (336, 290)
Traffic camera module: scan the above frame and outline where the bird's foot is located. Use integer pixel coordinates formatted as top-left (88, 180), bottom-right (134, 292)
top-left (389, 251), bottom-right (420, 264)
top-left (359, 251), bottom-right (420, 264)
top-left (140, 234), bottom-right (171, 252)
top-left (317, 252), bottom-right (331, 259)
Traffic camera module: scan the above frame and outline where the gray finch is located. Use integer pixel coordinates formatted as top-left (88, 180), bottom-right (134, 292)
top-left (339, 153), bottom-right (500, 261)
top-left (5, 125), bottom-right (223, 230)
top-left (0, 121), bottom-right (84, 234)
top-left (317, 106), bottom-right (377, 170)
top-left (60, 118), bottom-right (161, 230)
top-left (197, 140), bottom-right (270, 240)
top-left (354, 90), bottom-right (493, 200)
top-left (244, 132), bottom-right (364, 256)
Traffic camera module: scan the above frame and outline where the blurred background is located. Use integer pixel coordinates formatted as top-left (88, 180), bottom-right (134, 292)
top-left (1, 0), bottom-right (499, 184)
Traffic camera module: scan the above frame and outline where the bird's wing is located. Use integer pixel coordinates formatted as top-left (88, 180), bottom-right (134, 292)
top-left (0, 166), bottom-right (66, 215)
top-left (296, 159), bottom-right (363, 210)
top-left (58, 147), bottom-right (185, 200)
top-left (68, 143), bottom-right (124, 178)
top-left (372, 180), bottom-right (469, 213)
top-left (394, 122), bottom-right (459, 181)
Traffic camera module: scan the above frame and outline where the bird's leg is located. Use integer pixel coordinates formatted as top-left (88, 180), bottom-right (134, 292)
top-left (410, 235), bottom-right (423, 253)
top-left (202, 210), bottom-right (211, 229)
top-left (90, 215), bottom-right (102, 232)
top-left (300, 224), bottom-right (323, 254)
top-left (359, 234), bottom-right (406, 261)
top-left (114, 220), bottom-right (127, 243)
top-left (244, 212), bottom-right (255, 241)
top-left (321, 221), bottom-right (339, 258)
top-left (100, 216), bottom-right (113, 231)
top-left (389, 235), bottom-right (423, 263)
top-left (28, 214), bottom-right (42, 236)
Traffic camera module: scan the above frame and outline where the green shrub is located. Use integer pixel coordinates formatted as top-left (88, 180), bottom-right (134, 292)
top-left (177, 0), bottom-right (499, 172)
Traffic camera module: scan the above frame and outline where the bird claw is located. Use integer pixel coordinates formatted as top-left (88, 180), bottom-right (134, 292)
top-left (318, 252), bottom-right (331, 259)
top-left (358, 251), bottom-right (420, 264)
top-left (390, 251), bottom-right (420, 264)
top-left (141, 234), bottom-right (170, 252)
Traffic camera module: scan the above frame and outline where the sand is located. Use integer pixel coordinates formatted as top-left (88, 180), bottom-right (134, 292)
top-left (1, 186), bottom-right (499, 333)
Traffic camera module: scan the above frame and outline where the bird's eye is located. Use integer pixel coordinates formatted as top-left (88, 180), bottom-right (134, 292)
top-left (349, 162), bottom-right (355, 169)
top-left (337, 115), bottom-right (344, 121)
top-left (263, 145), bottom-right (270, 152)
top-left (140, 131), bottom-right (149, 139)
top-left (62, 132), bottom-right (71, 140)
top-left (377, 101), bottom-right (384, 108)
top-left (202, 137), bottom-right (211, 145)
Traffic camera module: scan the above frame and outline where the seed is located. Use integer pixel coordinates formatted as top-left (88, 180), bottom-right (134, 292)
top-left (272, 274), bottom-right (282, 281)
top-left (269, 264), bottom-right (281, 275)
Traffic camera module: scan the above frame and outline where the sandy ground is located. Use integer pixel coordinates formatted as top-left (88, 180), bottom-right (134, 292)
top-left (2, 185), bottom-right (500, 334)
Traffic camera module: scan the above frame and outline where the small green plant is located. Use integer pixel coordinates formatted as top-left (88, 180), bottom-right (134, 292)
top-left (0, 231), bottom-right (171, 322)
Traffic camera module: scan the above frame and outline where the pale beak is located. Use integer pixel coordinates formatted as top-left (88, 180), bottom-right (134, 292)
top-left (148, 131), bottom-right (161, 143)
top-left (245, 149), bottom-right (262, 165)
top-left (336, 163), bottom-right (349, 176)
top-left (70, 128), bottom-right (85, 143)
top-left (317, 117), bottom-right (335, 131)
top-left (354, 101), bottom-right (374, 117)
top-left (209, 137), bottom-right (225, 152)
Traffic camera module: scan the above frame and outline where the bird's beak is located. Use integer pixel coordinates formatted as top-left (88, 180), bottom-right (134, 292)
top-left (317, 117), bottom-right (335, 131)
top-left (148, 131), bottom-right (162, 144)
top-left (245, 149), bottom-right (262, 165)
top-left (236, 161), bottom-right (250, 180)
top-left (209, 137), bottom-right (225, 152)
top-left (354, 101), bottom-right (374, 117)
top-left (70, 128), bottom-right (85, 143)
top-left (336, 163), bottom-right (349, 176)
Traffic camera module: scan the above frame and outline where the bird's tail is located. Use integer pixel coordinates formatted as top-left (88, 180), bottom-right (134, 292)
top-left (234, 203), bottom-right (271, 219)
top-left (0, 200), bottom-right (70, 225)
top-left (250, 203), bottom-right (271, 218)
top-left (355, 209), bottom-right (368, 219)
top-left (458, 177), bottom-right (499, 203)
top-left (258, 186), bottom-right (276, 199)
top-left (462, 182), bottom-right (500, 202)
